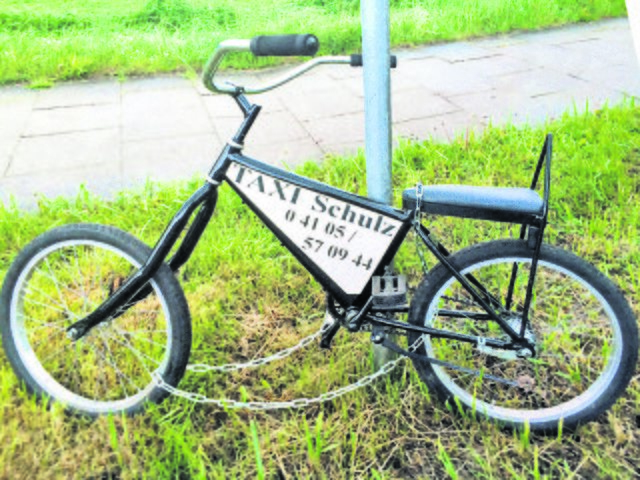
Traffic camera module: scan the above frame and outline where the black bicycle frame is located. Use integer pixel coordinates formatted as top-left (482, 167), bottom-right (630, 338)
top-left (67, 91), bottom-right (542, 354)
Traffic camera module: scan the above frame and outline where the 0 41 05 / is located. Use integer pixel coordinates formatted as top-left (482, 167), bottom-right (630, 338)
top-left (284, 209), bottom-right (355, 241)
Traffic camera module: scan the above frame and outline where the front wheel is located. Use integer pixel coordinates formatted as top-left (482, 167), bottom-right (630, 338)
top-left (408, 239), bottom-right (638, 432)
top-left (0, 224), bottom-right (192, 417)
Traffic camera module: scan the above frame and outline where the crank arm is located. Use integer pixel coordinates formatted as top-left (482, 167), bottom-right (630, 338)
top-left (381, 338), bottom-right (520, 388)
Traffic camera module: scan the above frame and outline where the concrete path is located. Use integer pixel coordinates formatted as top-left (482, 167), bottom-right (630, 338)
top-left (0, 18), bottom-right (638, 208)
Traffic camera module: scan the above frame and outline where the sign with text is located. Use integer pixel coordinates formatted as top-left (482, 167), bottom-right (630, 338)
top-left (226, 162), bottom-right (403, 295)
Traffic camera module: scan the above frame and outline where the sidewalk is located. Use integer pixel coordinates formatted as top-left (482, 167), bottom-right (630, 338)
top-left (0, 18), bottom-right (638, 208)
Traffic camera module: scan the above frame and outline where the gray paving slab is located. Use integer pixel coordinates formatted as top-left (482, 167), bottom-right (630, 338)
top-left (393, 111), bottom-right (487, 143)
top-left (122, 134), bottom-right (219, 183)
top-left (393, 88), bottom-right (460, 122)
top-left (0, 165), bottom-right (122, 209)
top-left (34, 79), bottom-right (120, 109)
top-left (8, 129), bottom-right (120, 176)
top-left (302, 112), bottom-right (365, 149)
top-left (122, 88), bottom-right (213, 141)
top-left (0, 93), bottom-right (34, 140)
top-left (121, 75), bottom-right (195, 94)
top-left (576, 63), bottom-right (640, 96)
top-left (0, 137), bottom-right (16, 175)
top-left (492, 68), bottom-right (589, 99)
top-left (0, 18), bottom-right (638, 208)
top-left (278, 85), bottom-right (363, 121)
top-left (25, 104), bottom-right (120, 136)
top-left (428, 42), bottom-right (499, 63)
top-left (402, 58), bottom-right (496, 96)
top-left (244, 136), bottom-right (325, 169)
top-left (247, 110), bottom-right (309, 145)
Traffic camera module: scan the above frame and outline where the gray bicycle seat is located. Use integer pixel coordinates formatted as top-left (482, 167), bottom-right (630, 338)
top-left (403, 185), bottom-right (544, 223)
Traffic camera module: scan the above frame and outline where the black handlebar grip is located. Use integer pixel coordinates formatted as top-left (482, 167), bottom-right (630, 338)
top-left (250, 34), bottom-right (320, 57)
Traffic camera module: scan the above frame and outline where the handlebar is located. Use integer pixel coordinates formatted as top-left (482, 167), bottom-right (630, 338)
top-left (250, 34), bottom-right (319, 57)
top-left (202, 34), bottom-right (351, 95)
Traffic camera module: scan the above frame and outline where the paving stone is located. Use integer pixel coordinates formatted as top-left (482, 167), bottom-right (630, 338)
top-left (492, 68), bottom-right (588, 99)
top-left (449, 89), bottom-right (529, 124)
top-left (336, 75), bottom-right (365, 99)
top-left (244, 136), bottom-right (324, 169)
top-left (302, 112), bottom-right (365, 149)
top-left (428, 42), bottom-right (498, 63)
top-left (201, 93), bottom-right (243, 119)
top-left (249, 90), bottom-right (287, 113)
top-left (248, 110), bottom-right (308, 145)
top-left (278, 86), bottom-right (363, 121)
top-left (393, 88), bottom-right (460, 122)
top-left (122, 134), bottom-right (219, 183)
top-left (402, 58), bottom-right (495, 96)
top-left (396, 45), bottom-right (439, 61)
top-left (0, 93), bottom-right (35, 139)
top-left (0, 137), bottom-right (16, 175)
top-left (25, 104), bottom-right (120, 136)
top-left (35, 79), bottom-right (120, 109)
top-left (489, 43), bottom-right (588, 73)
top-left (517, 23), bottom-right (603, 47)
top-left (325, 62), bottom-right (364, 80)
top-left (122, 75), bottom-right (195, 94)
top-left (209, 111), bottom-right (245, 145)
top-left (453, 54), bottom-right (535, 78)
top-left (575, 63), bottom-right (640, 96)
top-left (390, 67), bottom-right (429, 94)
top-left (531, 87), bottom-right (628, 117)
top-left (458, 87), bottom-right (614, 127)
top-left (8, 129), bottom-right (120, 176)
top-left (122, 88), bottom-right (213, 141)
top-left (210, 109), bottom-right (308, 150)
top-left (393, 111), bottom-right (487, 143)
top-left (0, 166), bottom-right (121, 209)
top-left (266, 68), bottom-right (338, 94)
top-left (492, 94), bottom-right (577, 126)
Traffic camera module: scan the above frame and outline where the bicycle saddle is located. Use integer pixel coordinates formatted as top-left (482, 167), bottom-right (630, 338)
top-left (402, 185), bottom-right (544, 223)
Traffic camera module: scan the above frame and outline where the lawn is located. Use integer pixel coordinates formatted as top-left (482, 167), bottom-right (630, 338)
top-left (0, 0), bottom-right (629, 86)
top-left (0, 102), bottom-right (638, 478)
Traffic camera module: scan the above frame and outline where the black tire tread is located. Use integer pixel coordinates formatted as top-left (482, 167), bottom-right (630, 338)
top-left (0, 223), bottom-right (192, 417)
top-left (408, 239), bottom-right (638, 432)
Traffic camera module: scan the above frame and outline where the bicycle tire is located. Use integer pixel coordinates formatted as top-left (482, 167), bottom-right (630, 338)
top-left (0, 224), bottom-right (192, 417)
top-left (408, 239), bottom-right (637, 432)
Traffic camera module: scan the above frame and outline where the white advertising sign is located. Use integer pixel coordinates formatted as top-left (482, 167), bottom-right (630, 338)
top-left (227, 162), bottom-right (403, 295)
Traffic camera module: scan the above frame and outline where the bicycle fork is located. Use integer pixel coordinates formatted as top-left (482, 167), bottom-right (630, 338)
top-left (66, 184), bottom-right (218, 341)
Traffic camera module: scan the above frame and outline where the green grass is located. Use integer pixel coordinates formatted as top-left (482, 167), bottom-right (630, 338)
top-left (0, 0), bottom-right (628, 86)
top-left (0, 102), bottom-right (639, 478)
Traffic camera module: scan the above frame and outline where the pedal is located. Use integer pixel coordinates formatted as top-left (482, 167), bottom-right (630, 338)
top-left (372, 275), bottom-right (407, 307)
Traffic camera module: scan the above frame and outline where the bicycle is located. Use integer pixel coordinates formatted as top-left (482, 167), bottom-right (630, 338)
top-left (1, 34), bottom-right (637, 433)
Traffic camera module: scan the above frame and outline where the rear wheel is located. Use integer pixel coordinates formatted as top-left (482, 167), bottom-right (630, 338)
top-left (408, 239), bottom-right (637, 432)
top-left (0, 224), bottom-right (191, 417)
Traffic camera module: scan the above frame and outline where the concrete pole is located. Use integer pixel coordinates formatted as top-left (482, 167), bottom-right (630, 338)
top-left (361, 0), bottom-right (398, 368)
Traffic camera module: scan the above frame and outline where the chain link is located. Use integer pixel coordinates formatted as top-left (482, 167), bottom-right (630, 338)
top-left (186, 321), bottom-right (329, 373)
top-left (153, 320), bottom-right (424, 411)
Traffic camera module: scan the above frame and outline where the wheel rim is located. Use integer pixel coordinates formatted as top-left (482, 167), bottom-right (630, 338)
top-left (10, 239), bottom-right (173, 414)
top-left (422, 256), bottom-right (623, 424)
